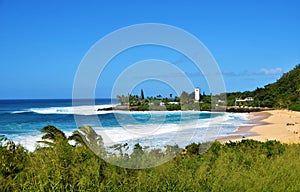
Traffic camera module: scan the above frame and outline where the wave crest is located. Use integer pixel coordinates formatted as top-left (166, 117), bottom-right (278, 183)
top-left (12, 104), bottom-right (116, 115)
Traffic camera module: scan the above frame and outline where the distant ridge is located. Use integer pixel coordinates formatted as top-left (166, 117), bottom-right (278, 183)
top-left (227, 64), bottom-right (300, 110)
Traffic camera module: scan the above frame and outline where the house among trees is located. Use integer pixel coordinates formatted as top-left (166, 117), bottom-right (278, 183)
top-left (235, 97), bottom-right (254, 106)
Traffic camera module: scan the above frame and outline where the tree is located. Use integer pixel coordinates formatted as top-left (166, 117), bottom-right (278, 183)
top-left (131, 143), bottom-right (144, 158)
top-left (165, 144), bottom-right (181, 156)
top-left (141, 89), bottom-right (145, 100)
top-left (69, 125), bottom-right (106, 156)
top-left (38, 125), bottom-right (67, 147)
top-left (188, 92), bottom-right (195, 102)
top-left (109, 143), bottom-right (129, 156)
top-left (129, 94), bottom-right (139, 106)
top-left (225, 64), bottom-right (300, 109)
top-left (117, 94), bottom-right (128, 105)
top-left (0, 138), bottom-right (27, 179)
top-left (174, 96), bottom-right (180, 102)
top-left (146, 96), bottom-right (153, 105)
top-left (180, 91), bottom-right (189, 104)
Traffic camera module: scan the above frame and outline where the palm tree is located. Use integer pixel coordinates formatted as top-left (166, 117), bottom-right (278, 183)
top-left (68, 130), bottom-right (86, 147)
top-left (38, 125), bottom-right (67, 147)
top-left (68, 125), bottom-right (105, 156)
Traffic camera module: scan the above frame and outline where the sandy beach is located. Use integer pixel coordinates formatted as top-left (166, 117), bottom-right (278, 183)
top-left (220, 110), bottom-right (300, 143)
top-left (246, 110), bottom-right (300, 143)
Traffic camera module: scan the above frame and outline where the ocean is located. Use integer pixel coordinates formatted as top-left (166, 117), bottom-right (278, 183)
top-left (0, 99), bottom-right (250, 152)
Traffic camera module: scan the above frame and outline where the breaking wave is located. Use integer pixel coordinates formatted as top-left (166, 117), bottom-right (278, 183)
top-left (12, 104), bottom-right (117, 115)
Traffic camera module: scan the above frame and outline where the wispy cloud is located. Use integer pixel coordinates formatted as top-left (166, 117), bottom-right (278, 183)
top-left (222, 71), bottom-right (238, 76)
top-left (222, 67), bottom-right (283, 77)
top-left (256, 68), bottom-right (282, 75)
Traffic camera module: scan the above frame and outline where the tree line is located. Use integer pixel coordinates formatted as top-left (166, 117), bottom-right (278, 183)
top-left (116, 64), bottom-right (300, 111)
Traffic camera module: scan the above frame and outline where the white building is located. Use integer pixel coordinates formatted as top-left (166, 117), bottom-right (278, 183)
top-left (168, 102), bottom-right (179, 105)
top-left (195, 87), bottom-right (200, 102)
top-left (235, 97), bottom-right (254, 102)
top-left (159, 102), bottom-right (165, 106)
top-left (235, 97), bottom-right (254, 106)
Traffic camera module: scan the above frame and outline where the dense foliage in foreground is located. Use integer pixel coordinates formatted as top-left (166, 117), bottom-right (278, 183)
top-left (1, 127), bottom-right (300, 191)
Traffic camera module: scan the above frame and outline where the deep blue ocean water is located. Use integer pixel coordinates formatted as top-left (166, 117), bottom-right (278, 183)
top-left (0, 99), bottom-right (250, 151)
top-left (0, 99), bottom-right (113, 135)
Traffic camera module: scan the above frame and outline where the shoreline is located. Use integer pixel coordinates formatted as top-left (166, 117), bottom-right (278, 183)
top-left (218, 110), bottom-right (300, 144)
top-left (110, 105), bottom-right (272, 113)
top-left (216, 111), bottom-right (268, 142)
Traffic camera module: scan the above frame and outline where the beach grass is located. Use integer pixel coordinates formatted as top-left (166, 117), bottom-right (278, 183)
top-left (1, 135), bottom-right (300, 191)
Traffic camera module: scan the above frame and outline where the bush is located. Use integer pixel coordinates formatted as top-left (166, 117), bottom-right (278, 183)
top-left (2, 126), bottom-right (300, 191)
top-left (289, 104), bottom-right (300, 111)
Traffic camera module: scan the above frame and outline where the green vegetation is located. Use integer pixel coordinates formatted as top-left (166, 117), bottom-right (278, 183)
top-left (289, 104), bottom-right (300, 112)
top-left (2, 125), bottom-right (300, 191)
top-left (117, 64), bottom-right (300, 111)
top-left (117, 93), bottom-right (183, 111)
top-left (117, 90), bottom-right (219, 111)
top-left (226, 64), bottom-right (300, 109)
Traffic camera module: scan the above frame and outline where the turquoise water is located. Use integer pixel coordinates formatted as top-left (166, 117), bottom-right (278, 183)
top-left (0, 99), bottom-right (250, 151)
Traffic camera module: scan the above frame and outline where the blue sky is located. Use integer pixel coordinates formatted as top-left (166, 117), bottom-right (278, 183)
top-left (0, 0), bottom-right (299, 99)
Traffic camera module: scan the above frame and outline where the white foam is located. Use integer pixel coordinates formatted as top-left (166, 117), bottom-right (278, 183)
top-left (8, 111), bottom-right (251, 152)
top-left (96, 123), bottom-right (181, 144)
top-left (10, 131), bottom-right (75, 152)
top-left (11, 110), bottom-right (29, 114)
top-left (12, 134), bottom-right (43, 152)
top-left (93, 113), bottom-right (226, 146)
top-left (27, 104), bottom-right (117, 115)
top-left (228, 112), bottom-right (250, 120)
